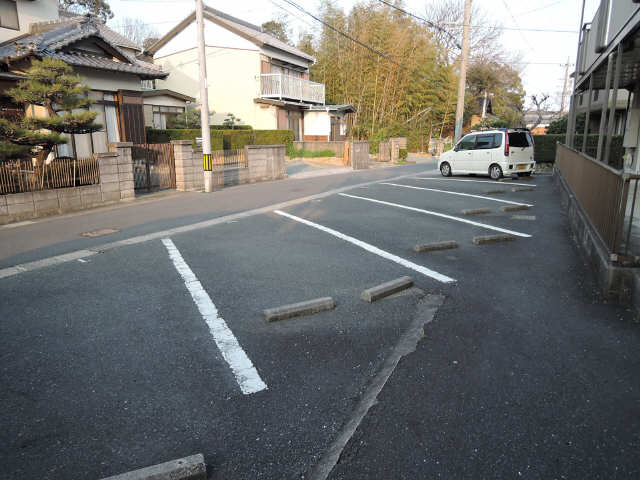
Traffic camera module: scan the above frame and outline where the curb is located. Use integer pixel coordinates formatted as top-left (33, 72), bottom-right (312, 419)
top-left (361, 276), bottom-right (414, 302)
top-left (472, 234), bottom-right (516, 245)
top-left (264, 297), bottom-right (335, 322)
top-left (413, 240), bottom-right (458, 252)
top-left (461, 208), bottom-right (491, 215)
top-left (500, 204), bottom-right (530, 212)
top-left (100, 454), bottom-right (206, 480)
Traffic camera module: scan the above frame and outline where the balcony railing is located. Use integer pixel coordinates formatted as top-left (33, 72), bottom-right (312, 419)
top-left (260, 74), bottom-right (325, 104)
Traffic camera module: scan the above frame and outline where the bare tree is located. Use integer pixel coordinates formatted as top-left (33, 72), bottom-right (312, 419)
top-left (114, 17), bottom-right (160, 48)
top-left (530, 94), bottom-right (550, 130)
top-left (424, 0), bottom-right (503, 64)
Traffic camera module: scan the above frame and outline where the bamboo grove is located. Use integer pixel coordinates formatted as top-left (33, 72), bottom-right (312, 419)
top-left (294, 0), bottom-right (526, 150)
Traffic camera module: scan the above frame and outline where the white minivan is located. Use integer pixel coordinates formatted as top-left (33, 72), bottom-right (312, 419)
top-left (438, 128), bottom-right (535, 180)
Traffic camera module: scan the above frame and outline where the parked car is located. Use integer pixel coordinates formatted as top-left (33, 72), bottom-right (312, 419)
top-left (438, 128), bottom-right (535, 179)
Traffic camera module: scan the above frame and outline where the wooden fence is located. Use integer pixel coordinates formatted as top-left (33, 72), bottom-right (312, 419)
top-left (0, 157), bottom-right (100, 195)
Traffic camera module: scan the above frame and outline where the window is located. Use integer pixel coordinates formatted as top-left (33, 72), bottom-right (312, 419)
top-left (493, 133), bottom-right (502, 148)
top-left (457, 135), bottom-right (476, 150)
top-left (103, 93), bottom-right (120, 143)
top-left (508, 132), bottom-right (530, 148)
top-left (476, 134), bottom-right (496, 149)
top-left (0, 0), bottom-right (19, 30)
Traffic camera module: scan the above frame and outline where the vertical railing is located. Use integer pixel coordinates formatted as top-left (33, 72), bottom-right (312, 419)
top-left (259, 74), bottom-right (325, 104)
top-left (556, 143), bottom-right (630, 254)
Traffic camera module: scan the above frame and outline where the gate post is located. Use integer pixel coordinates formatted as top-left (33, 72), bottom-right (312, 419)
top-left (172, 140), bottom-right (203, 191)
top-left (107, 142), bottom-right (134, 200)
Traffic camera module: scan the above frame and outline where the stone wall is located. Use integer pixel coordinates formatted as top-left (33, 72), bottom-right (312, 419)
top-left (0, 144), bottom-right (135, 225)
top-left (351, 141), bottom-right (370, 170)
top-left (292, 141), bottom-right (345, 158)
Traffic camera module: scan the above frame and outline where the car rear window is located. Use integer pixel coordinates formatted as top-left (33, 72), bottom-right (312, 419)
top-left (508, 132), bottom-right (530, 148)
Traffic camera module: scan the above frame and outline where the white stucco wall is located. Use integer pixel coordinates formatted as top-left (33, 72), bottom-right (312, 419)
top-left (154, 45), bottom-right (278, 129)
top-left (303, 111), bottom-right (330, 136)
top-left (0, 0), bottom-right (59, 43)
top-left (76, 68), bottom-right (143, 92)
top-left (142, 94), bottom-right (188, 108)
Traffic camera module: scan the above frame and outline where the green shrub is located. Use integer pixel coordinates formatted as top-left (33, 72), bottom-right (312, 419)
top-left (288, 148), bottom-right (337, 159)
top-left (399, 148), bottom-right (408, 160)
top-left (532, 134), bottom-right (623, 168)
top-left (145, 127), bottom-right (294, 151)
top-left (369, 140), bottom-right (380, 154)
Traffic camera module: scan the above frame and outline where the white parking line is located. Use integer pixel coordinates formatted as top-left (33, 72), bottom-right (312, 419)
top-left (162, 238), bottom-right (267, 395)
top-left (338, 193), bottom-right (532, 238)
top-left (414, 177), bottom-right (536, 187)
top-left (273, 210), bottom-right (456, 284)
top-left (380, 182), bottom-right (533, 206)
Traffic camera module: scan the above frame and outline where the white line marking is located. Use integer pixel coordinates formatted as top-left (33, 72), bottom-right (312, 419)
top-left (273, 210), bottom-right (456, 284)
top-left (414, 177), bottom-right (536, 187)
top-left (162, 238), bottom-right (267, 395)
top-left (0, 170), bottom-right (428, 280)
top-left (1, 220), bottom-right (35, 229)
top-left (338, 193), bottom-right (532, 238)
top-left (381, 182), bottom-right (533, 206)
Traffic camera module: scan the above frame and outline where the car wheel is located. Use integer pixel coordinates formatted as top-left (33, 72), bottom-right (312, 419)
top-left (522, 171), bottom-right (532, 177)
top-left (489, 164), bottom-right (503, 180)
top-left (440, 162), bottom-right (452, 177)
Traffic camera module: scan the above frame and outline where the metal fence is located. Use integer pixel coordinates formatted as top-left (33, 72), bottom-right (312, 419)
top-left (0, 157), bottom-right (99, 195)
top-left (131, 143), bottom-right (175, 191)
top-left (556, 143), bottom-right (630, 254)
top-left (213, 149), bottom-right (247, 169)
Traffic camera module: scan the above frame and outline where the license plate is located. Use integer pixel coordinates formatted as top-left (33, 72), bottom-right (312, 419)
top-left (517, 164), bottom-right (527, 170)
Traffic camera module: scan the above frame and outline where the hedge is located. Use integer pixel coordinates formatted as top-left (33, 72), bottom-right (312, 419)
top-left (532, 134), bottom-right (624, 168)
top-left (145, 127), bottom-right (294, 151)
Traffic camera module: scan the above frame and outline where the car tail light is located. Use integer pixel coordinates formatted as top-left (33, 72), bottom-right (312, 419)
top-left (504, 132), bottom-right (510, 157)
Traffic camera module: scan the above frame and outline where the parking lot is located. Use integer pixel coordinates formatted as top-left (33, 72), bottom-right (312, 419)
top-left (2, 166), bottom-right (640, 479)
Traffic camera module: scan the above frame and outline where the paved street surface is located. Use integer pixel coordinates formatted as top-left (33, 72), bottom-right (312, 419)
top-left (1, 162), bottom-right (639, 479)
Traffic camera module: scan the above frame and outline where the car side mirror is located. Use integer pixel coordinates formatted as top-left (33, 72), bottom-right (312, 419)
top-left (453, 146), bottom-right (459, 152)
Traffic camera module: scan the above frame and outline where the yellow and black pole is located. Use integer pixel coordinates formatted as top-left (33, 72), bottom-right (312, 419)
top-left (196, 0), bottom-right (212, 192)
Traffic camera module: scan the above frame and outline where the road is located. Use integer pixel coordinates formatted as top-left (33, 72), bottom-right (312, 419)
top-left (1, 162), bottom-right (639, 479)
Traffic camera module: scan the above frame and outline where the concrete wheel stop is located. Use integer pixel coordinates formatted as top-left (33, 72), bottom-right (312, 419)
top-left (361, 276), bottom-right (414, 302)
top-left (263, 297), bottom-right (335, 322)
top-left (100, 453), bottom-right (206, 480)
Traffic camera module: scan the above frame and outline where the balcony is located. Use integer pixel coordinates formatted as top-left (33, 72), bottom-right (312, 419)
top-left (259, 74), bottom-right (325, 105)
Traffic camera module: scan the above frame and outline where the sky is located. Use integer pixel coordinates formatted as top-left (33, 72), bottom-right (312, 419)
top-left (107, 0), bottom-right (602, 111)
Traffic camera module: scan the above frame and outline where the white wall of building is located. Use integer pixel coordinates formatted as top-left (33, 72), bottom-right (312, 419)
top-left (303, 111), bottom-right (330, 137)
top-left (154, 19), bottom-right (258, 57)
top-left (0, 0), bottom-right (59, 43)
top-left (154, 44), bottom-right (278, 129)
top-left (77, 68), bottom-right (143, 92)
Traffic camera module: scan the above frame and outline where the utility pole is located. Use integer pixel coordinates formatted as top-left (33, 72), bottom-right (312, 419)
top-left (560, 57), bottom-right (570, 114)
top-left (454, 0), bottom-right (471, 142)
top-left (196, 0), bottom-right (212, 192)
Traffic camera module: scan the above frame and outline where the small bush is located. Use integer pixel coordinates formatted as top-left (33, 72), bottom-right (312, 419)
top-left (399, 148), bottom-right (408, 160)
top-left (288, 148), bottom-right (337, 159)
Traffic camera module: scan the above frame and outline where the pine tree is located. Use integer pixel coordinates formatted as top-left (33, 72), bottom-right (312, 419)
top-left (0, 58), bottom-right (102, 163)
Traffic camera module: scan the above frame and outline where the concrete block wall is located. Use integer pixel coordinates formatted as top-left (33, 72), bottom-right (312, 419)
top-left (246, 145), bottom-right (287, 182)
top-left (351, 141), bottom-right (370, 170)
top-left (173, 140), bottom-right (204, 192)
top-left (0, 145), bottom-right (136, 225)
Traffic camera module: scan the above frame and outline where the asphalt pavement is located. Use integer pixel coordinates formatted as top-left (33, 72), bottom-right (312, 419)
top-left (1, 163), bottom-right (639, 479)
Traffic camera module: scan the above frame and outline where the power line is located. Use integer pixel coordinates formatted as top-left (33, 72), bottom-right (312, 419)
top-left (375, 0), bottom-right (461, 50)
top-left (515, 0), bottom-right (567, 17)
top-left (440, 23), bottom-right (577, 33)
top-left (500, 0), bottom-right (536, 52)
